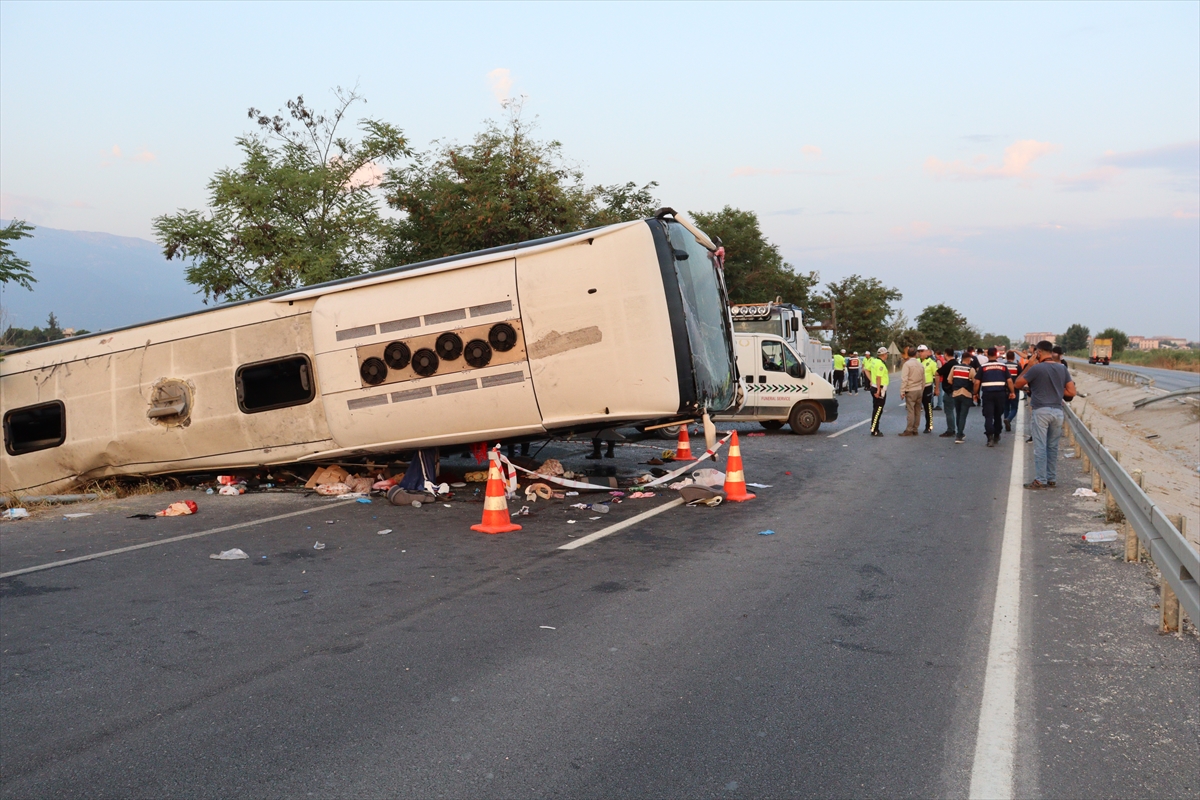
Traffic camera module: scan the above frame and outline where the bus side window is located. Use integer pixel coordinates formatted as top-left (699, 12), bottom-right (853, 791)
top-left (762, 341), bottom-right (784, 372)
top-left (4, 400), bottom-right (66, 455)
top-left (236, 356), bottom-right (316, 413)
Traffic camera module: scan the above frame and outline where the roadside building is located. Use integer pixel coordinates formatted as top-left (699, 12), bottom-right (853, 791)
top-left (1024, 332), bottom-right (1057, 346)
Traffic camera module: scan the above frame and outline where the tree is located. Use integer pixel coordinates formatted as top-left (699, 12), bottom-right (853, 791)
top-left (815, 275), bottom-right (902, 354)
top-left (688, 207), bottom-right (818, 312)
top-left (0, 312), bottom-right (87, 348)
top-left (154, 89), bottom-right (410, 302)
top-left (979, 332), bottom-right (1012, 350)
top-left (381, 101), bottom-right (657, 265)
top-left (0, 219), bottom-right (36, 290)
top-left (1060, 323), bottom-right (1090, 352)
top-left (915, 304), bottom-right (976, 353)
top-left (1096, 327), bottom-right (1129, 353)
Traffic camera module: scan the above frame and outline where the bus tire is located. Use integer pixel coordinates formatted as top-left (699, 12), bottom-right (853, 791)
top-left (789, 402), bottom-right (821, 435)
top-left (760, 420), bottom-right (784, 431)
top-left (655, 424), bottom-right (682, 440)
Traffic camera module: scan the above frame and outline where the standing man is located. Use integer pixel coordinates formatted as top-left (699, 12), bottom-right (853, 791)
top-left (833, 350), bottom-right (846, 395)
top-left (1015, 341), bottom-right (1077, 488)
top-left (1003, 350), bottom-right (1022, 432)
top-left (899, 346), bottom-right (925, 436)
top-left (948, 353), bottom-right (976, 443)
top-left (868, 346), bottom-right (890, 437)
top-left (846, 352), bottom-right (861, 394)
top-left (973, 347), bottom-right (1015, 447)
top-left (918, 345), bottom-right (938, 432)
top-left (936, 348), bottom-right (959, 437)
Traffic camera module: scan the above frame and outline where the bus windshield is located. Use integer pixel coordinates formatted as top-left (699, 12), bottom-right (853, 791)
top-left (663, 221), bottom-right (738, 412)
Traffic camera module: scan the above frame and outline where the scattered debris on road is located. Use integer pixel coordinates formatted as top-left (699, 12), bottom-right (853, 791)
top-left (210, 548), bottom-right (249, 560)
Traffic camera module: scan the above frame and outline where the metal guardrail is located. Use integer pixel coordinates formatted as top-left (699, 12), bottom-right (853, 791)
top-left (1068, 358), bottom-right (1155, 388)
top-left (1132, 386), bottom-right (1200, 409)
top-left (1064, 403), bottom-right (1199, 630)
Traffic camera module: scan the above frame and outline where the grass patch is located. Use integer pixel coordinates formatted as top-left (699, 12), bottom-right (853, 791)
top-left (1073, 348), bottom-right (1200, 373)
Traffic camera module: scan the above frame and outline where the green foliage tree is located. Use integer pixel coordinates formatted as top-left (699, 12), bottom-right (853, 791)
top-left (0, 312), bottom-right (89, 348)
top-left (688, 207), bottom-right (819, 312)
top-left (1060, 323), bottom-right (1090, 352)
top-left (1096, 327), bottom-right (1129, 353)
top-left (979, 332), bottom-right (1012, 350)
top-left (0, 219), bottom-right (36, 290)
top-left (153, 89), bottom-right (410, 302)
top-left (915, 304), bottom-right (977, 352)
top-left (816, 275), bottom-right (902, 354)
top-left (381, 102), bottom-right (657, 265)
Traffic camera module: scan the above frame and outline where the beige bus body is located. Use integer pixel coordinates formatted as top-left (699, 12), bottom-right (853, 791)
top-left (2, 218), bottom-right (737, 494)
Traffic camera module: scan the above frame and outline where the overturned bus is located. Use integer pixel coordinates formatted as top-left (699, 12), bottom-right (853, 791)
top-left (1, 212), bottom-right (739, 494)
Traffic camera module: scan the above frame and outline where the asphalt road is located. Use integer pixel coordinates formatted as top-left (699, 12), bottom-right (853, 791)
top-left (2, 392), bottom-right (1196, 798)
top-left (1065, 356), bottom-right (1200, 392)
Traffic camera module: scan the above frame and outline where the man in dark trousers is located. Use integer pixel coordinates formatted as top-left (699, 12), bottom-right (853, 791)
top-left (846, 352), bottom-right (861, 394)
top-left (1003, 350), bottom-right (1022, 432)
top-left (973, 347), bottom-right (1015, 447)
top-left (936, 348), bottom-right (959, 437)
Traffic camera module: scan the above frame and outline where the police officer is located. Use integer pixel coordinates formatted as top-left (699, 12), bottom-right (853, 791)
top-left (917, 344), bottom-right (938, 433)
top-left (973, 347), bottom-right (1015, 447)
top-left (1003, 350), bottom-right (1022, 432)
top-left (832, 350), bottom-right (846, 395)
top-left (868, 345), bottom-right (889, 437)
top-left (846, 351), bottom-right (861, 394)
top-left (948, 354), bottom-right (975, 442)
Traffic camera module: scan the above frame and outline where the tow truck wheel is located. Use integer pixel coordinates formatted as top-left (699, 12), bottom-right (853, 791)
top-left (788, 402), bottom-right (821, 435)
top-left (760, 420), bottom-right (784, 431)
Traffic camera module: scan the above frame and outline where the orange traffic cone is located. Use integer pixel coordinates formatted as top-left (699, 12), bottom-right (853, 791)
top-left (471, 453), bottom-right (522, 534)
top-left (675, 426), bottom-right (693, 462)
top-left (722, 431), bottom-right (756, 502)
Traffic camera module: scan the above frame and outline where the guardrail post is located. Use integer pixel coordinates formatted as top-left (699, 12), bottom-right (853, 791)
top-left (1162, 515), bottom-right (1185, 633)
top-left (1106, 451), bottom-right (1124, 522)
top-left (1092, 436), bottom-right (1105, 492)
top-left (1126, 470), bottom-right (1144, 562)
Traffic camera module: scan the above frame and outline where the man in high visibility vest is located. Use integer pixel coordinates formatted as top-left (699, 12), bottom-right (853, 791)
top-left (846, 352), bottom-right (861, 394)
top-left (917, 345), bottom-right (938, 433)
top-left (832, 350), bottom-right (846, 395)
top-left (868, 345), bottom-right (889, 436)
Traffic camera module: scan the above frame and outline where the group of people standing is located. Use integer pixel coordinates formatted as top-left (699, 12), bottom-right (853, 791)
top-left (851, 340), bottom-right (1076, 489)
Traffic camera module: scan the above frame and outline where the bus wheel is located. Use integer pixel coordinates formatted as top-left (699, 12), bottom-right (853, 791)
top-left (760, 420), bottom-right (784, 431)
top-left (652, 424), bottom-right (682, 440)
top-left (789, 402), bottom-right (821, 435)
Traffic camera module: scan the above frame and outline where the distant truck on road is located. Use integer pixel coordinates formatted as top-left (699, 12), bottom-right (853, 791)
top-left (1089, 338), bottom-right (1113, 365)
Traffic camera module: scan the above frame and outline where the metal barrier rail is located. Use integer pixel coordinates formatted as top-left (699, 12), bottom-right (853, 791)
top-left (1068, 358), bottom-right (1154, 388)
top-left (1064, 403), bottom-right (1199, 630)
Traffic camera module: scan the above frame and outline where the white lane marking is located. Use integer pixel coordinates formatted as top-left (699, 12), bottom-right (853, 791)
top-left (557, 498), bottom-right (685, 550)
top-left (827, 419), bottom-right (870, 438)
top-left (968, 403), bottom-right (1025, 799)
top-left (0, 501), bottom-right (358, 579)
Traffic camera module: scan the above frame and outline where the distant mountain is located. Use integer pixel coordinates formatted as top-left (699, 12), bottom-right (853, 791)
top-left (0, 222), bottom-right (204, 332)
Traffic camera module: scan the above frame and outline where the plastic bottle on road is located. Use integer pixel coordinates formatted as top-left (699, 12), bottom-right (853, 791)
top-left (1082, 530), bottom-right (1119, 543)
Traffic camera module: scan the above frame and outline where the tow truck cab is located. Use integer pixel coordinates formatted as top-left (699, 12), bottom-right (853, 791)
top-left (714, 333), bottom-right (838, 434)
top-left (729, 302), bottom-right (834, 382)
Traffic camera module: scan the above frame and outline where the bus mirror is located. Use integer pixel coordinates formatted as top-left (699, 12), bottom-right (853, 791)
top-left (799, 362), bottom-right (807, 379)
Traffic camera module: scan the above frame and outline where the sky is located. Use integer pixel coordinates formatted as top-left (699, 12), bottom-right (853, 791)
top-left (2, 1), bottom-right (1198, 340)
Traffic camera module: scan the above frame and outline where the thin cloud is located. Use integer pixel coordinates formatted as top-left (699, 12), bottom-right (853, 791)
top-left (487, 68), bottom-right (513, 105)
top-left (961, 134), bottom-right (1004, 143)
top-left (731, 166), bottom-right (839, 177)
top-left (768, 207), bottom-right (805, 216)
top-left (925, 139), bottom-right (1060, 182)
top-left (1055, 166), bottom-right (1120, 192)
top-left (1100, 141), bottom-right (1199, 191)
top-left (801, 145), bottom-right (822, 158)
